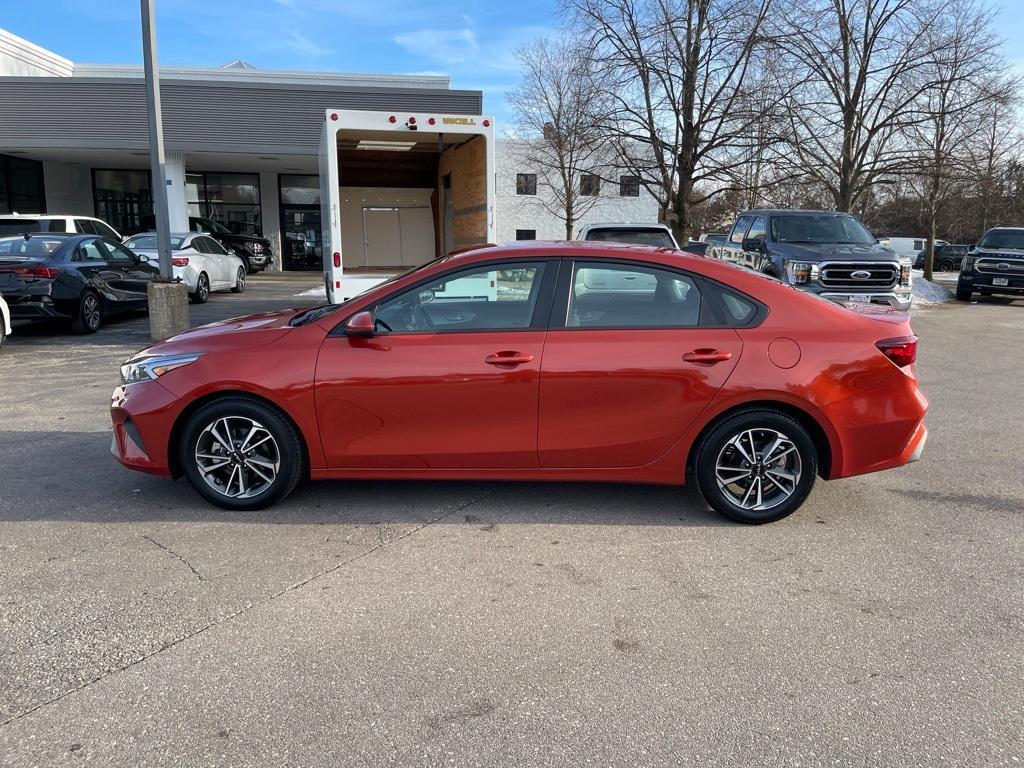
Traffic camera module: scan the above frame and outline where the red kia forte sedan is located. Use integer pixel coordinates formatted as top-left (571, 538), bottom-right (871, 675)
top-left (111, 242), bottom-right (927, 524)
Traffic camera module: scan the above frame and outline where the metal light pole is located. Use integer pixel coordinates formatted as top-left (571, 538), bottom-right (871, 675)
top-left (140, 0), bottom-right (188, 339)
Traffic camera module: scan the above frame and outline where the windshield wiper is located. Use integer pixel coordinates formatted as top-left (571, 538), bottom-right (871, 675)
top-left (289, 304), bottom-right (338, 327)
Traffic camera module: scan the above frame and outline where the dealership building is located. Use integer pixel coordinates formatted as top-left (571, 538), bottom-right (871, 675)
top-left (0, 28), bottom-right (658, 271)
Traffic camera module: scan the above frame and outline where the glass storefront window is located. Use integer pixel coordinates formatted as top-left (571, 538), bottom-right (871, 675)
top-left (92, 169), bottom-right (153, 235)
top-left (187, 172), bottom-right (262, 236)
top-left (279, 174), bottom-right (321, 271)
top-left (0, 154), bottom-right (46, 214)
top-left (280, 175), bottom-right (320, 205)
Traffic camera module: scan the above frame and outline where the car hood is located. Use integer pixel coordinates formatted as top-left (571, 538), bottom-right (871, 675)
top-left (137, 309), bottom-right (301, 356)
top-left (775, 242), bottom-right (898, 262)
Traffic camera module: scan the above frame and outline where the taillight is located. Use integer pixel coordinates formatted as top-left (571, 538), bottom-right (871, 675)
top-left (172, 257), bottom-right (189, 267)
top-left (876, 335), bottom-right (918, 368)
top-left (0, 266), bottom-right (60, 279)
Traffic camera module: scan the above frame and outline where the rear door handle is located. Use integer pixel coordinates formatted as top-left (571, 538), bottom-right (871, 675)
top-left (485, 351), bottom-right (534, 367)
top-left (682, 348), bottom-right (733, 365)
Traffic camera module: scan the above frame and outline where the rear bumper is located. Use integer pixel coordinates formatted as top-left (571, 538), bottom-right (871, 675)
top-left (3, 294), bottom-right (71, 320)
top-left (819, 370), bottom-right (928, 479)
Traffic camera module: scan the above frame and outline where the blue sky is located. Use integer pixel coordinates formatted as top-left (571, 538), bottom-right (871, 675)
top-left (4, 0), bottom-right (1024, 127)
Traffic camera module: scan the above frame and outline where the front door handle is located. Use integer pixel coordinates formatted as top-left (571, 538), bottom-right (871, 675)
top-left (485, 351), bottom-right (534, 367)
top-left (682, 348), bottom-right (733, 365)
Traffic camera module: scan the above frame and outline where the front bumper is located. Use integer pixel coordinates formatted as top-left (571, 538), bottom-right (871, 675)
top-left (110, 380), bottom-right (182, 476)
top-left (817, 289), bottom-right (912, 309)
top-left (958, 272), bottom-right (1024, 296)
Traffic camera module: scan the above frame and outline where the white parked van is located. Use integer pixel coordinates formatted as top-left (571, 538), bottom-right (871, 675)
top-left (0, 213), bottom-right (122, 241)
top-left (879, 236), bottom-right (947, 259)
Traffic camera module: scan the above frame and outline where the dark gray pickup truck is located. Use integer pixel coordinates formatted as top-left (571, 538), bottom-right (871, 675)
top-left (704, 209), bottom-right (912, 309)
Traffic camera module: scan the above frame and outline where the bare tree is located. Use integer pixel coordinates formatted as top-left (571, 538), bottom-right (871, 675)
top-left (775, 0), bottom-right (955, 212)
top-left (907, 1), bottom-right (1014, 280)
top-left (567, 0), bottom-right (777, 243)
top-left (964, 78), bottom-right (1023, 235)
top-left (506, 36), bottom-right (607, 239)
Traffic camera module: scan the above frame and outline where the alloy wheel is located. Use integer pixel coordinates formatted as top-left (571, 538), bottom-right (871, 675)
top-left (237, 269), bottom-right (245, 291)
top-left (714, 428), bottom-right (802, 511)
top-left (83, 294), bottom-right (101, 330)
top-left (198, 275), bottom-right (209, 302)
top-left (194, 416), bottom-right (280, 499)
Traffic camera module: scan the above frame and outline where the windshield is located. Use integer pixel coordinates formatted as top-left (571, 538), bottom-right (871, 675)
top-left (772, 215), bottom-right (875, 245)
top-left (977, 229), bottom-right (1024, 250)
top-left (126, 235), bottom-right (186, 250)
top-left (195, 218), bottom-right (230, 234)
top-left (0, 236), bottom-right (64, 257)
top-left (585, 228), bottom-right (676, 248)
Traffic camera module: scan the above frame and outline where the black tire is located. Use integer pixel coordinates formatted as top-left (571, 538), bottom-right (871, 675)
top-left (71, 290), bottom-right (102, 334)
top-left (955, 284), bottom-right (972, 301)
top-left (231, 267), bottom-right (246, 293)
top-left (938, 258), bottom-right (956, 272)
top-left (694, 409), bottom-right (817, 524)
top-left (191, 273), bottom-right (210, 304)
top-left (179, 396), bottom-right (305, 511)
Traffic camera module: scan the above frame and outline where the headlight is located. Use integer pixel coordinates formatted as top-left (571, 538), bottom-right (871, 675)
top-left (962, 254), bottom-right (975, 273)
top-left (120, 353), bottom-right (202, 385)
top-left (784, 260), bottom-right (818, 284)
top-left (899, 259), bottom-right (912, 287)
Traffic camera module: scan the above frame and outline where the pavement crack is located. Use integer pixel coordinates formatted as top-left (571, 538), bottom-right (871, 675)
top-left (0, 491), bottom-right (489, 729)
top-left (141, 534), bottom-right (204, 582)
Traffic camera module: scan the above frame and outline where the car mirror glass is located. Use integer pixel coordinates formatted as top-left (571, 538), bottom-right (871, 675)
top-left (417, 288), bottom-right (435, 304)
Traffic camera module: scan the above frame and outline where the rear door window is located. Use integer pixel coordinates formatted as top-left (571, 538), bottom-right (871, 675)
top-left (75, 219), bottom-right (98, 235)
top-left (566, 262), bottom-right (701, 329)
top-left (77, 239), bottom-right (107, 261)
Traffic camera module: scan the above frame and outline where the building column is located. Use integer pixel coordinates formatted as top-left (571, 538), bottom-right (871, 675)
top-left (163, 151), bottom-right (189, 232)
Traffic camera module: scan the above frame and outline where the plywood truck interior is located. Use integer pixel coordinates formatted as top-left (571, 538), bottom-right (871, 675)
top-left (336, 129), bottom-right (488, 269)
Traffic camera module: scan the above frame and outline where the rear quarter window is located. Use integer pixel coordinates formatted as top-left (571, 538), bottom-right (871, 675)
top-left (0, 220), bottom-right (42, 235)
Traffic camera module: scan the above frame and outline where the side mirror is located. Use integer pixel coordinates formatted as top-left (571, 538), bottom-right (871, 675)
top-left (741, 237), bottom-right (761, 253)
top-left (344, 310), bottom-right (375, 338)
top-left (417, 288), bottom-right (435, 304)
top-left (138, 254), bottom-right (150, 263)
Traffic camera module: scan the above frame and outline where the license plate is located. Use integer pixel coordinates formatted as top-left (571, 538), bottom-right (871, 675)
top-left (993, 277), bottom-right (1009, 286)
top-left (847, 294), bottom-right (871, 304)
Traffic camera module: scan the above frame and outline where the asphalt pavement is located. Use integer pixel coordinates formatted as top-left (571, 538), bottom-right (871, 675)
top-left (0, 273), bottom-right (1021, 766)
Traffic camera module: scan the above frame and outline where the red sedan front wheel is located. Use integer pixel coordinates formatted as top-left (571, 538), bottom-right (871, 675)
top-left (180, 396), bottom-right (305, 510)
top-left (695, 409), bottom-right (817, 524)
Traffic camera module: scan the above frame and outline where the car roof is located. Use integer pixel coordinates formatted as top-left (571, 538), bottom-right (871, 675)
top-left (579, 222), bottom-right (672, 230)
top-left (130, 231), bottom-right (194, 237)
top-left (0, 213), bottom-right (96, 220)
top-left (739, 209), bottom-right (858, 217)
top-left (446, 240), bottom-right (688, 264)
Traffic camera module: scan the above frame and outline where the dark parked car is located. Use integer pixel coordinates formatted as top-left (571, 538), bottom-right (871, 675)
top-left (705, 210), bottom-right (911, 309)
top-left (914, 244), bottom-right (968, 271)
top-left (956, 227), bottom-right (1024, 301)
top-left (188, 217), bottom-right (272, 273)
top-left (0, 234), bottom-right (158, 333)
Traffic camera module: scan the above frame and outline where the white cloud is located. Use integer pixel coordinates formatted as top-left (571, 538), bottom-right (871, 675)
top-left (393, 28), bottom-right (478, 65)
top-left (284, 30), bottom-right (332, 58)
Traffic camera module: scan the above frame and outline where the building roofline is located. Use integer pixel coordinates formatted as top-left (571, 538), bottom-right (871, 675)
top-left (69, 63), bottom-right (451, 90)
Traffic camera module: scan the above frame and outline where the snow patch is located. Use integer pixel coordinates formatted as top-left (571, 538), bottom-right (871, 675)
top-left (911, 271), bottom-right (955, 307)
top-left (298, 287), bottom-right (327, 298)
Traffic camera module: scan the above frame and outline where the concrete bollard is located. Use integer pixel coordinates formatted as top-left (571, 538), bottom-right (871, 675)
top-left (147, 280), bottom-right (190, 341)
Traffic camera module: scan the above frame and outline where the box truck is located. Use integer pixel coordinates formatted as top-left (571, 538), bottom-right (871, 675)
top-left (318, 109), bottom-right (496, 302)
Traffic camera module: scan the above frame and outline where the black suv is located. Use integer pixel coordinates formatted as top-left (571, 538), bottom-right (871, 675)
top-left (914, 244), bottom-right (968, 271)
top-left (957, 228), bottom-right (1024, 301)
top-left (188, 217), bottom-right (272, 273)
